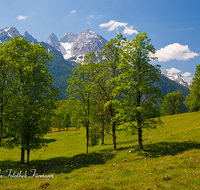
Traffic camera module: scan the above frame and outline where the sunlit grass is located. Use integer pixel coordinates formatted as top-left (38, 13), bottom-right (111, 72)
top-left (0, 112), bottom-right (200, 189)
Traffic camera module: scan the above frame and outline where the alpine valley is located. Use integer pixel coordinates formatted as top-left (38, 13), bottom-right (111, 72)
top-left (0, 26), bottom-right (190, 97)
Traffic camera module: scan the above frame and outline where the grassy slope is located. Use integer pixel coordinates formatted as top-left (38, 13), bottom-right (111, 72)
top-left (0, 112), bottom-right (200, 190)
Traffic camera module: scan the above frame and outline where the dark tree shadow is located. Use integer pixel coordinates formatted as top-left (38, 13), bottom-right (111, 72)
top-left (110, 140), bottom-right (200, 159)
top-left (1, 140), bottom-right (199, 177)
top-left (39, 138), bottom-right (56, 143)
top-left (0, 150), bottom-right (115, 176)
top-left (137, 141), bottom-right (200, 158)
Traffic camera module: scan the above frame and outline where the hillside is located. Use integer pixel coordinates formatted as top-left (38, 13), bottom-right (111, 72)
top-left (156, 74), bottom-right (190, 97)
top-left (0, 112), bottom-right (200, 189)
top-left (39, 42), bottom-right (74, 98)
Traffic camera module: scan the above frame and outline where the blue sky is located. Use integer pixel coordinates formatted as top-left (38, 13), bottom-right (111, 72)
top-left (1, 0), bottom-right (200, 80)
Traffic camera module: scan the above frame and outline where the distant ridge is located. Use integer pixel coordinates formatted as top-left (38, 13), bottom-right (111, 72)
top-left (0, 26), bottom-right (191, 98)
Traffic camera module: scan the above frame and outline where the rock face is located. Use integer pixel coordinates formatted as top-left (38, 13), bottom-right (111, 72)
top-left (0, 27), bottom-right (37, 44)
top-left (160, 68), bottom-right (192, 88)
top-left (24, 31), bottom-right (38, 42)
top-left (60, 32), bottom-right (78, 43)
top-left (46, 33), bottom-right (61, 52)
top-left (70, 29), bottom-right (108, 58)
top-left (46, 29), bottom-right (108, 62)
top-left (0, 26), bottom-right (21, 38)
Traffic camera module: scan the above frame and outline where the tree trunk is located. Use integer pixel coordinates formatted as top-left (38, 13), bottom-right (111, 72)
top-left (26, 133), bottom-right (30, 165)
top-left (27, 149), bottom-right (30, 165)
top-left (86, 123), bottom-right (89, 154)
top-left (101, 125), bottom-right (104, 145)
top-left (20, 148), bottom-right (25, 164)
top-left (0, 119), bottom-right (3, 146)
top-left (112, 121), bottom-right (116, 150)
top-left (138, 128), bottom-right (143, 150)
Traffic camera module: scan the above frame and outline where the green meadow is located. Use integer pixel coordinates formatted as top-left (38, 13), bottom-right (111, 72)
top-left (0, 112), bottom-right (200, 189)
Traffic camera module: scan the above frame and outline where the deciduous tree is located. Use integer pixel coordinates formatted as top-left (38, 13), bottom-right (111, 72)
top-left (0, 43), bottom-right (15, 145)
top-left (185, 64), bottom-right (200, 112)
top-left (94, 36), bottom-right (124, 150)
top-left (161, 91), bottom-right (186, 115)
top-left (3, 37), bottom-right (59, 165)
top-left (67, 60), bottom-right (96, 154)
top-left (116, 32), bottom-right (163, 150)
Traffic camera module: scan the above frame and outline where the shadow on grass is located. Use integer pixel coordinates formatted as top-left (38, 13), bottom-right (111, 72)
top-left (140, 140), bottom-right (200, 158)
top-left (0, 150), bottom-right (115, 176)
top-left (1, 140), bottom-right (199, 176)
top-left (39, 138), bottom-right (56, 143)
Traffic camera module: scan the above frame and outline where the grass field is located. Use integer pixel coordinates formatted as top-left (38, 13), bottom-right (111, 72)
top-left (0, 112), bottom-right (200, 189)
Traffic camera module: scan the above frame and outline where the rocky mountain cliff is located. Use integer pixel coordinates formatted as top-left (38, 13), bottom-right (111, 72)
top-left (46, 29), bottom-right (108, 62)
top-left (160, 68), bottom-right (192, 88)
top-left (0, 26), bottom-right (20, 38)
top-left (0, 26), bottom-right (38, 43)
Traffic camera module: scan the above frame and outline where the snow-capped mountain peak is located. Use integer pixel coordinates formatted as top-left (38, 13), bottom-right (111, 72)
top-left (160, 68), bottom-right (192, 88)
top-left (0, 27), bottom-right (38, 44)
top-left (46, 29), bottom-right (108, 62)
top-left (0, 26), bottom-right (21, 38)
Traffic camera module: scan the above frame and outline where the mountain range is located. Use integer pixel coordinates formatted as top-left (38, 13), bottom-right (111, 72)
top-left (0, 26), bottom-right (190, 98)
top-left (160, 69), bottom-right (192, 88)
top-left (46, 29), bottom-right (108, 63)
top-left (45, 29), bottom-right (192, 89)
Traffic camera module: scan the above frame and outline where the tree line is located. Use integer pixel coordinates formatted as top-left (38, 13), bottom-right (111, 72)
top-left (1, 33), bottom-right (199, 164)
top-left (64, 32), bottom-right (200, 154)
top-left (66, 32), bottom-right (163, 153)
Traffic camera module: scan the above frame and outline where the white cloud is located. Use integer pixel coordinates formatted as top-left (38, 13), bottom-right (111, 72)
top-left (89, 13), bottom-right (102, 19)
top-left (99, 20), bottom-right (137, 35)
top-left (155, 43), bottom-right (199, 62)
top-left (122, 25), bottom-right (138, 35)
top-left (17, 15), bottom-right (28, 20)
top-left (99, 20), bottom-right (127, 31)
top-left (70, 10), bottom-right (76, 14)
top-left (166, 68), bottom-right (181, 73)
top-left (182, 72), bottom-right (191, 77)
top-left (89, 14), bottom-right (94, 18)
top-left (86, 21), bottom-right (90, 24)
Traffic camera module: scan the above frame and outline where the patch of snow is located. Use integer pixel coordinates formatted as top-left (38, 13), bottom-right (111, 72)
top-left (61, 42), bottom-right (73, 51)
top-left (69, 55), bottom-right (85, 63)
top-left (62, 32), bottom-right (68, 37)
top-left (63, 54), bottom-right (72, 59)
top-left (89, 30), bottom-right (95, 34)
top-left (7, 32), bottom-right (12, 37)
top-left (4, 27), bottom-right (10, 32)
top-left (174, 74), bottom-right (178, 79)
top-left (89, 34), bottom-right (95, 38)
top-left (60, 42), bottom-right (73, 59)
